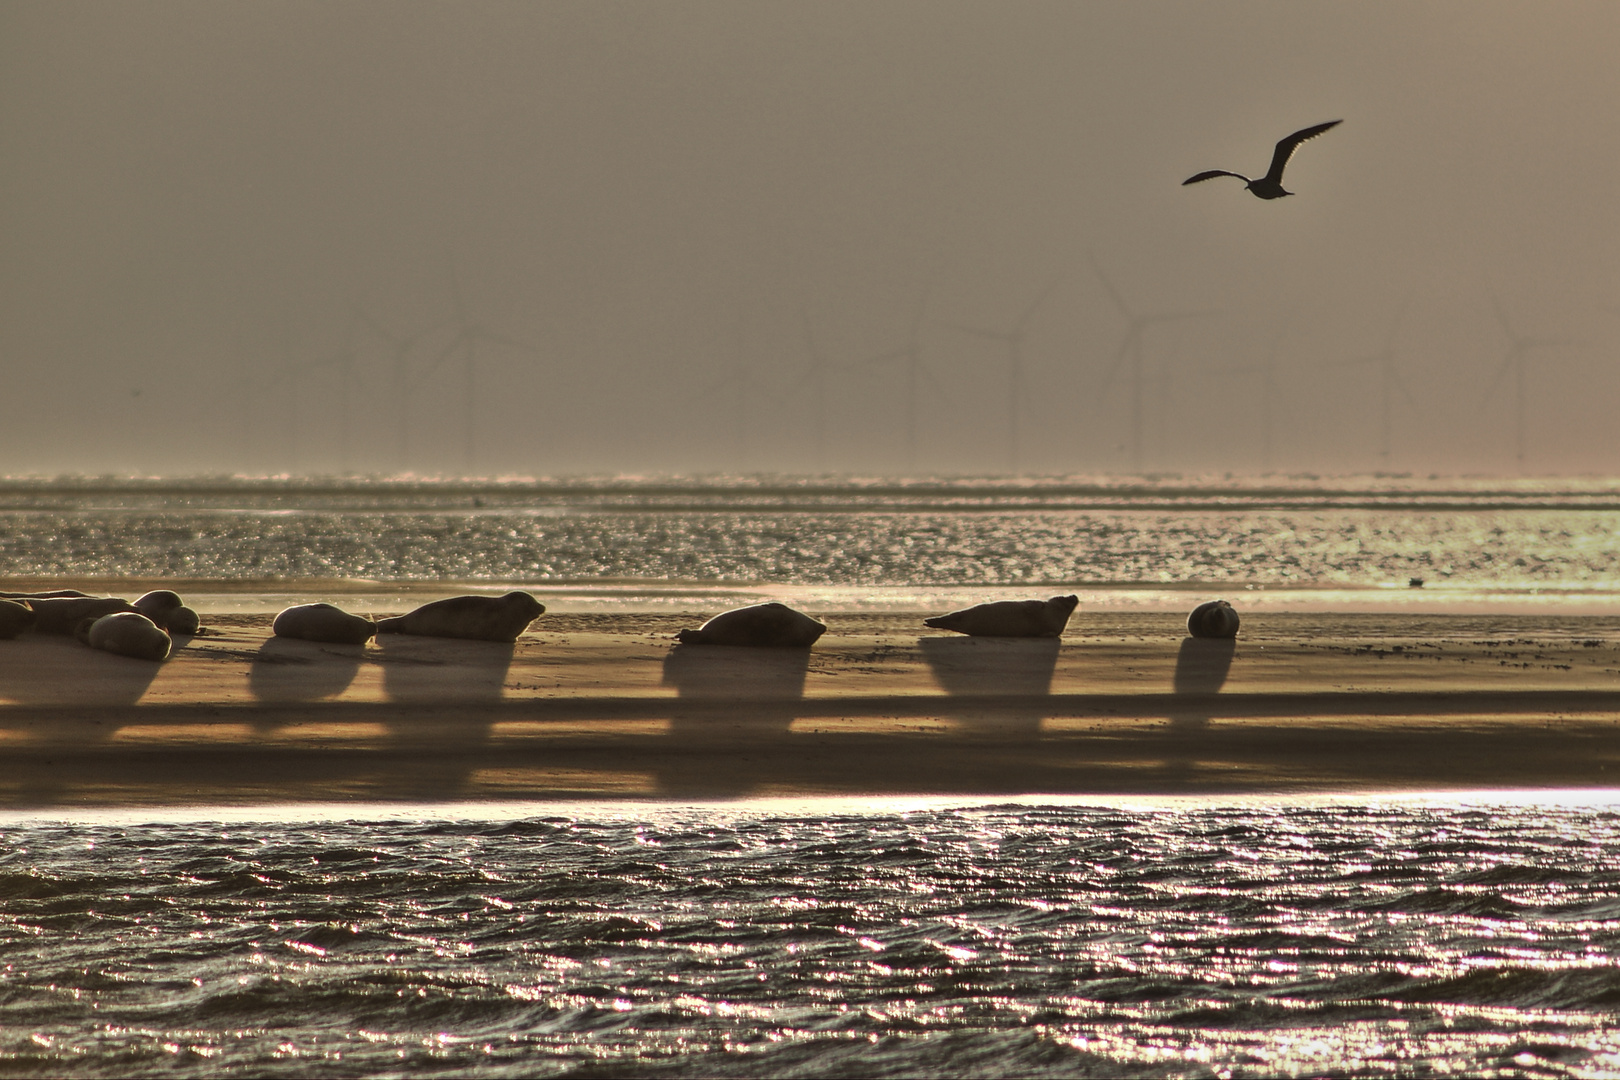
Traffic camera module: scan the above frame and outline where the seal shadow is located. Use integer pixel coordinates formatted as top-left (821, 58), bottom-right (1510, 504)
top-left (659, 644), bottom-right (812, 796)
top-left (374, 635), bottom-right (515, 703)
top-left (1164, 637), bottom-right (1238, 780)
top-left (369, 635), bottom-right (517, 796)
top-left (0, 635), bottom-right (163, 707)
top-left (1173, 637), bottom-right (1236, 696)
top-left (919, 636), bottom-right (1061, 738)
top-left (249, 637), bottom-right (366, 703)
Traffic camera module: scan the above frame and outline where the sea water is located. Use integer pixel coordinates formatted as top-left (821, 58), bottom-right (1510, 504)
top-left (2, 800), bottom-right (1619, 1078)
top-left (2, 475), bottom-right (1620, 1076)
top-left (2, 474), bottom-right (1620, 608)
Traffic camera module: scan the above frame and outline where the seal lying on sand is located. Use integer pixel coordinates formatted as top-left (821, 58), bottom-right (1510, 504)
top-left (376, 592), bottom-right (545, 643)
top-left (166, 606), bottom-right (202, 635)
top-left (677, 602), bottom-right (826, 647)
top-left (273, 603), bottom-right (377, 645)
top-left (29, 596), bottom-right (137, 635)
top-left (0, 599), bottom-right (35, 638)
top-left (1187, 599), bottom-right (1240, 639)
top-left (133, 590), bottom-right (184, 626)
top-left (0, 589), bottom-right (93, 599)
top-left (81, 612), bottom-right (172, 661)
top-left (924, 595), bottom-right (1079, 638)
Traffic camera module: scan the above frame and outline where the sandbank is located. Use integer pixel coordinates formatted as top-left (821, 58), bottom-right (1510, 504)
top-left (1, 587), bottom-right (1618, 807)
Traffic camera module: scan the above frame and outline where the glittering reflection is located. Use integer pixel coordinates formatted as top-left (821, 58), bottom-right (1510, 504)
top-left (7, 505), bottom-right (1620, 595)
top-left (0, 805), bottom-right (1618, 1076)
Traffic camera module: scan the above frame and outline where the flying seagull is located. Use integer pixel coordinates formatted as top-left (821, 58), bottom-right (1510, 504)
top-left (1182, 120), bottom-right (1342, 199)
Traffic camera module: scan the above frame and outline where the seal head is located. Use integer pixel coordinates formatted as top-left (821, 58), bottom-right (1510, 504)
top-left (1187, 600), bottom-right (1240, 639)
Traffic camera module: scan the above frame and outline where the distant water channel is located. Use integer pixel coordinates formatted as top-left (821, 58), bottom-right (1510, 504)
top-left (2, 801), bottom-right (1618, 1078)
top-left (2, 475), bottom-right (1620, 603)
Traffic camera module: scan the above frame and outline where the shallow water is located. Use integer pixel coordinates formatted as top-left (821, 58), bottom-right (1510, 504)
top-left (1, 476), bottom-right (1619, 598)
top-left (2, 802), bottom-right (1619, 1078)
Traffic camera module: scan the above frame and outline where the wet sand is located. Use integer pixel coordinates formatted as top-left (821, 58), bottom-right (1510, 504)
top-left (2, 608), bottom-right (1619, 807)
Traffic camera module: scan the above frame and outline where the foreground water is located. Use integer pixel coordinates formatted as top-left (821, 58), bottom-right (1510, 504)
top-left (3, 801), bottom-right (1619, 1078)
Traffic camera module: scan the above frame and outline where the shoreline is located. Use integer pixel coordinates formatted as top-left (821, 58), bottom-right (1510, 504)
top-left (2, 601), bottom-right (1619, 808)
top-left (6, 576), bottom-right (1620, 616)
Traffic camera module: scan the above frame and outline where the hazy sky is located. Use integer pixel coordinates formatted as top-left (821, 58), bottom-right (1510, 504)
top-left (4, 1), bottom-right (1620, 477)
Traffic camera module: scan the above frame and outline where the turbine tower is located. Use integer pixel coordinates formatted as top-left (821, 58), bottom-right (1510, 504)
top-left (1092, 258), bottom-right (1212, 472)
top-left (942, 276), bottom-right (1062, 472)
top-left (301, 319), bottom-right (360, 474)
top-left (793, 311), bottom-right (836, 470)
top-left (416, 264), bottom-right (536, 475)
top-left (701, 315), bottom-right (764, 468)
top-left (1218, 333), bottom-right (1285, 471)
top-left (1480, 293), bottom-right (1571, 465)
top-left (1323, 305), bottom-right (1412, 461)
top-left (353, 303), bottom-right (441, 469)
top-left (852, 289), bottom-right (949, 471)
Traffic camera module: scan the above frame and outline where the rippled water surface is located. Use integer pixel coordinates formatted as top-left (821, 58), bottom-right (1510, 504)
top-left (3, 803), bottom-right (1619, 1078)
top-left (2, 475), bottom-right (1620, 592)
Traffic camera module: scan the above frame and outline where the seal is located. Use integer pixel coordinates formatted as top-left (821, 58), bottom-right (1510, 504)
top-left (0, 598), bottom-right (34, 639)
top-left (0, 589), bottom-right (93, 599)
top-left (273, 603), bottom-right (377, 646)
top-left (85, 611), bottom-right (172, 661)
top-left (676, 602), bottom-right (826, 647)
top-left (375, 592), bottom-right (545, 643)
top-left (923, 595), bottom-right (1079, 638)
top-left (1187, 599), bottom-right (1240, 639)
top-left (28, 596), bottom-right (138, 635)
top-left (133, 590), bottom-right (186, 628)
top-left (166, 606), bottom-right (202, 635)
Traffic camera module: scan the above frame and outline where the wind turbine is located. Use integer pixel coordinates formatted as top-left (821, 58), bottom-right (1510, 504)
top-left (942, 276), bottom-right (1063, 472)
top-left (851, 289), bottom-right (949, 471)
top-left (1323, 305), bottom-right (1413, 461)
top-left (1480, 293), bottom-right (1572, 465)
top-left (300, 319), bottom-right (361, 474)
top-left (1092, 259), bottom-right (1213, 471)
top-left (793, 310), bottom-right (837, 470)
top-left (1217, 332), bottom-right (1286, 471)
top-left (415, 265), bottom-right (537, 475)
top-left (353, 303), bottom-right (443, 469)
top-left (700, 315), bottom-right (765, 468)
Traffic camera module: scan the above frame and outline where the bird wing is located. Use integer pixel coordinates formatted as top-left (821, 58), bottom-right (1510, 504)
top-left (1263, 120), bottom-right (1342, 185)
top-left (1182, 170), bottom-right (1249, 186)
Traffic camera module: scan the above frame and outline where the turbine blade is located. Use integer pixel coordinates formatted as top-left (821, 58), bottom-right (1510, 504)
top-left (1385, 301), bottom-right (1409, 351)
top-left (1322, 354), bottom-right (1381, 370)
top-left (474, 330), bottom-right (538, 354)
top-left (940, 322), bottom-right (1011, 342)
top-left (909, 287), bottom-right (931, 342)
top-left (1141, 309), bottom-right (1217, 326)
top-left (917, 363), bottom-right (953, 407)
top-left (1089, 255), bottom-right (1131, 319)
top-left (801, 310), bottom-right (827, 370)
top-left (1095, 351), bottom-right (1131, 402)
top-left (1391, 370), bottom-right (1418, 408)
top-left (1479, 353), bottom-right (1514, 408)
top-left (854, 347), bottom-right (909, 369)
top-left (1487, 290), bottom-right (1517, 342)
top-left (351, 304), bottom-right (402, 346)
top-left (1017, 272), bottom-right (1065, 330)
top-left (448, 257), bottom-right (471, 331)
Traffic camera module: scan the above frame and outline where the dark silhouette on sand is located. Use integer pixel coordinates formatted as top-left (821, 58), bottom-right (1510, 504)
top-left (1183, 120), bottom-right (1342, 199)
